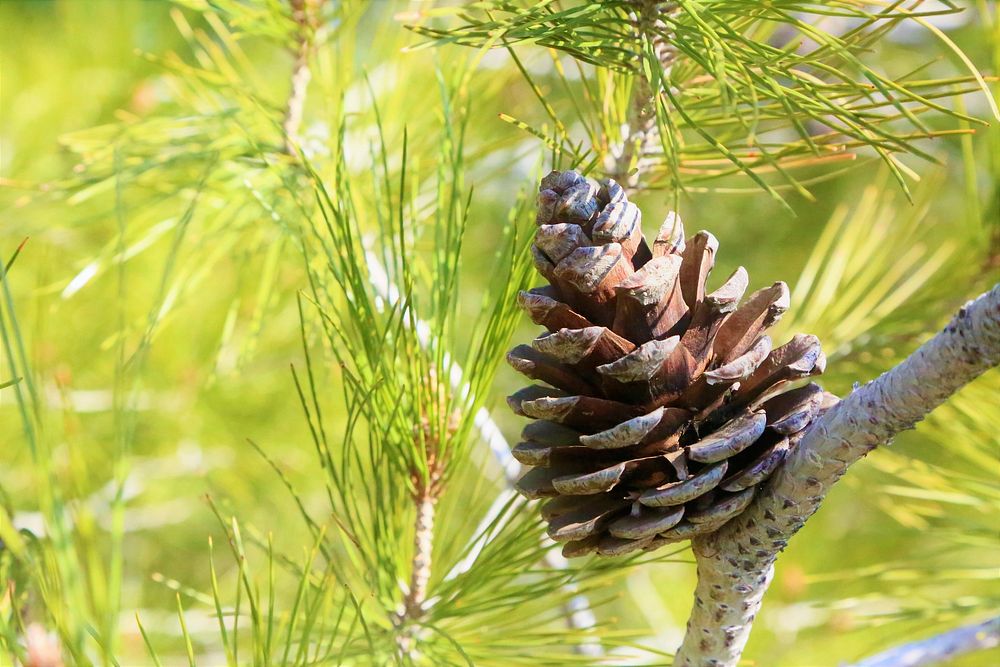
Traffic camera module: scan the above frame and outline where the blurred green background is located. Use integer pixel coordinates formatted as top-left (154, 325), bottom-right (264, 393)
top-left (1, 1), bottom-right (998, 665)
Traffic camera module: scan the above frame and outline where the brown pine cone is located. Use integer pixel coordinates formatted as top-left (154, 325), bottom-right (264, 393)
top-left (507, 170), bottom-right (836, 558)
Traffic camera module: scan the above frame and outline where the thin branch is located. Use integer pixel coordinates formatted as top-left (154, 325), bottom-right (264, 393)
top-left (364, 250), bottom-right (602, 655)
top-left (282, 0), bottom-right (318, 155)
top-left (607, 75), bottom-right (656, 192)
top-left (675, 283), bottom-right (1000, 666)
top-left (274, 2), bottom-right (459, 653)
top-left (606, 1), bottom-right (678, 191)
top-left (395, 485), bottom-right (438, 656)
top-left (282, 42), bottom-right (311, 155)
top-left (847, 616), bottom-right (1000, 667)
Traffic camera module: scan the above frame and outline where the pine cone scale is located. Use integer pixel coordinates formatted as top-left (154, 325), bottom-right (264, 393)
top-left (764, 383), bottom-right (826, 435)
top-left (685, 487), bottom-right (756, 524)
top-left (639, 460), bottom-right (728, 508)
top-left (547, 495), bottom-right (629, 542)
top-left (612, 257), bottom-right (688, 342)
top-left (719, 435), bottom-right (790, 493)
top-left (702, 335), bottom-right (772, 384)
top-left (687, 411), bottom-right (767, 464)
top-left (552, 462), bottom-right (631, 495)
top-left (679, 231), bottom-right (718, 308)
top-left (607, 504), bottom-right (685, 540)
top-left (518, 287), bottom-right (595, 331)
top-left (714, 282), bottom-right (790, 364)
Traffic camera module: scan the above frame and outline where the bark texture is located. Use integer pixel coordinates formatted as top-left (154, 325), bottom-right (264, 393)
top-left (402, 492), bottom-right (436, 621)
top-left (675, 283), bottom-right (1000, 666)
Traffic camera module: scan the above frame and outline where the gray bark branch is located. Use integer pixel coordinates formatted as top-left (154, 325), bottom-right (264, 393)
top-left (394, 491), bottom-right (437, 658)
top-left (674, 284), bottom-right (1000, 666)
top-left (846, 616), bottom-right (1000, 667)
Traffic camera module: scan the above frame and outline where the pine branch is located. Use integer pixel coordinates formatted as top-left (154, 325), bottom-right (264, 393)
top-left (282, 0), bottom-right (319, 155)
top-left (282, 41), bottom-right (311, 155)
top-left (846, 616), bottom-right (1000, 667)
top-left (605, 1), bottom-right (678, 191)
top-left (606, 66), bottom-right (654, 191)
top-left (276, 3), bottom-right (454, 653)
top-left (411, 0), bottom-right (995, 199)
top-left (674, 283), bottom-right (1000, 666)
top-left (395, 486), bottom-right (438, 655)
top-left (277, 6), bottom-right (451, 652)
top-left (364, 249), bottom-right (603, 656)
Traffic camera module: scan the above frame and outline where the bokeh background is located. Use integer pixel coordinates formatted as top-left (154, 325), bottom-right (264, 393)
top-left (1, 1), bottom-right (998, 665)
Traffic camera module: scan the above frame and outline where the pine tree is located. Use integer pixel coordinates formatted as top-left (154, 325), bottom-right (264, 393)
top-left (0, 1), bottom-right (997, 666)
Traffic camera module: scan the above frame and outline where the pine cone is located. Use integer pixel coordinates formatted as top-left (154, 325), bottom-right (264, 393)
top-left (507, 170), bottom-right (835, 558)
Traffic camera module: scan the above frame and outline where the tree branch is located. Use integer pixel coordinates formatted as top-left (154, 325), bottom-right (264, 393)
top-left (282, 41), bottom-right (312, 155)
top-left (607, 76), bottom-right (656, 193)
top-left (364, 250), bottom-right (602, 655)
top-left (275, 3), bottom-right (456, 654)
top-left (394, 485), bottom-right (438, 657)
top-left (847, 616), bottom-right (1000, 667)
top-left (607, 1), bottom-right (678, 191)
top-left (401, 489), bottom-right (436, 622)
top-left (675, 283), bottom-right (1000, 666)
top-left (282, 0), bottom-right (317, 155)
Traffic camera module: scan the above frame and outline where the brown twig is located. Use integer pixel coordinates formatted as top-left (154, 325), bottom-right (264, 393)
top-left (393, 378), bottom-right (453, 657)
top-left (399, 441), bottom-right (445, 629)
top-left (402, 489), bottom-right (437, 621)
top-left (277, 1), bottom-right (448, 655)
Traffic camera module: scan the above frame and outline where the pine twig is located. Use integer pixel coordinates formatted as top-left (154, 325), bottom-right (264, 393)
top-left (282, 42), bottom-right (311, 155)
top-left (607, 74), bottom-right (656, 192)
top-left (846, 616), bottom-right (1000, 667)
top-left (674, 284), bottom-right (1000, 666)
top-left (606, 1), bottom-right (678, 191)
top-left (282, 0), bottom-right (318, 155)
top-left (273, 2), bottom-right (452, 652)
top-left (394, 484), bottom-right (439, 657)
top-left (279, 0), bottom-right (598, 648)
top-left (365, 250), bottom-right (603, 655)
